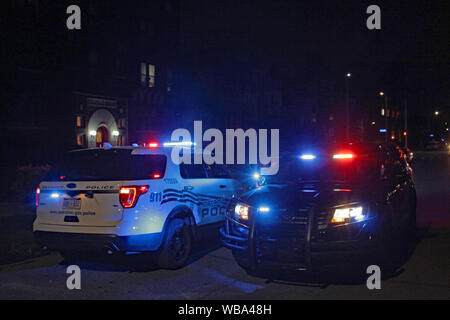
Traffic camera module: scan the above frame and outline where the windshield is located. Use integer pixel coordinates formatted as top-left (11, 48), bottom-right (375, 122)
top-left (44, 149), bottom-right (167, 181)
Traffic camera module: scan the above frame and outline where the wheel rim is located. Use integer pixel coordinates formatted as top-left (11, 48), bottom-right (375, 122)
top-left (169, 227), bottom-right (187, 262)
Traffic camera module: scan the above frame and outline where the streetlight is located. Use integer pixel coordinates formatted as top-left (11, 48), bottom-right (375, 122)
top-left (379, 92), bottom-right (388, 142)
top-left (434, 111), bottom-right (439, 116)
top-left (346, 73), bottom-right (351, 142)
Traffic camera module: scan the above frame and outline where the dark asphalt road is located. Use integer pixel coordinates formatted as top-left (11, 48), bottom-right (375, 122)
top-left (0, 151), bottom-right (449, 299)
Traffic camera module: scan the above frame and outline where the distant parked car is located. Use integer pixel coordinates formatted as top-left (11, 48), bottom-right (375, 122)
top-left (425, 140), bottom-right (441, 151)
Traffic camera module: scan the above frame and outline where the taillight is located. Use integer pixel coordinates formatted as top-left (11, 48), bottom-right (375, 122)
top-left (119, 185), bottom-right (148, 208)
top-left (36, 187), bottom-right (40, 207)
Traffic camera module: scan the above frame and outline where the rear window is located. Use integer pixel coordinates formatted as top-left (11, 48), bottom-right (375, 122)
top-left (179, 163), bottom-right (232, 179)
top-left (44, 149), bottom-right (167, 181)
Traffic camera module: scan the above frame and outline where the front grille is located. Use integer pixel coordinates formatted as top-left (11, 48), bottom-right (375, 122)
top-left (255, 208), bottom-right (310, 266)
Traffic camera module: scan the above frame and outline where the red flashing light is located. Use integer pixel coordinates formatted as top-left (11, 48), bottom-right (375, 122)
top-left (153, 173), bottom-right (161, 179)
top-left (148, 142), bottom-right (159, 148)
top-left (119, 185), bottom-right (149, 208)
top-left (59, 175), bottom-right (66, 180)
top-left (332, 153), bottom-right (354, 159)
top-left (36, 187), bottom-right (40, 207)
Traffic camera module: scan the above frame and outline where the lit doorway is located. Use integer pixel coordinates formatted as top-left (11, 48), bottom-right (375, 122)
top-left (96, 126), bottom-right (109, 147)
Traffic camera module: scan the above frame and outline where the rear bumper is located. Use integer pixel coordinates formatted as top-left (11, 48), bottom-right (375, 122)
top-left (34, 231), bottom-right (164, 253)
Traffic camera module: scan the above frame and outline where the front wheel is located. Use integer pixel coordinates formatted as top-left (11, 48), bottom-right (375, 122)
top-left (157, 218), bottom-right (192, 269)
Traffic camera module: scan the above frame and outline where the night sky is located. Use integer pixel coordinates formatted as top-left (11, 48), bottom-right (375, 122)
top-left (1, 0), bottom-right (449, 159)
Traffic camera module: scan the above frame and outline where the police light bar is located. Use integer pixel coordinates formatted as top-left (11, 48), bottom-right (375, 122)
top-left (147, 142), bottom-right (159, 148)
top-left (333, 153), bottom-right (354, 159)
top-left (163, 141), bottom-right (196, 147)
top-left (300, 154), bottom-right (316, 160)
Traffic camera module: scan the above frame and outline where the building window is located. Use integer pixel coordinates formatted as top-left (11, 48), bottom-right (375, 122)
top-left (140, 63), bottom-right (156, 87)
top-left (76, 135), bottom-right (85, 147)
top-left (140, 63), bottom-right (146, 86)
top-left (148, 64), bottom-right (155, 87)
top-left (118, 118), bottom-right (126, 129)
top-left (76, 115), bottom-right (83, 128)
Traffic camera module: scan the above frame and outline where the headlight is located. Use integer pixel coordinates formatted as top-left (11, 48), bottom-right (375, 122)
top-left (331, 205), bottom-right (364, 223)
top-left (234, 204), bottom-right (249, 221)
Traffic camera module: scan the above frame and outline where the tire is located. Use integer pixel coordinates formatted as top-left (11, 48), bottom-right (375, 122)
top-left (377, 206), bottom-right (396, 261)
top-left (157, 218), bottom-right (192, 269)
top-left (232, 249), bottom-right (251, 270)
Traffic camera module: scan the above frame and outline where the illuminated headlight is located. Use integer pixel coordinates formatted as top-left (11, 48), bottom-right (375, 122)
top-left (234, 204), bottom-right (249, 221)
top-left (332, 205), bottom-right (364, 223)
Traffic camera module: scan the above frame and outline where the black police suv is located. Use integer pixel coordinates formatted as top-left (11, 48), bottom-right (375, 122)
top-left (220, 143), bottom-right (417, 272)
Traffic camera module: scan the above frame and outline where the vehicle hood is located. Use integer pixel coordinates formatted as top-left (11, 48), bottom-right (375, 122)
top-left (239, 182), bottom-right (364, 211)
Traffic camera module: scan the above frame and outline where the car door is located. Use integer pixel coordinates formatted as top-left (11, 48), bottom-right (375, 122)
top-left (178, 163), bottom-right (222, 226)
top-left (384, 148), bottom-right (411, 232)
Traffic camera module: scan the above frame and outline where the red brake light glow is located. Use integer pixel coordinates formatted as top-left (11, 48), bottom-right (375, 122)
top-left (333, 188), bottom-right (353, 192)
top-left (119, 185), bottom-right (149, 208)
top-left (36, 187), bottom-right (40, 207)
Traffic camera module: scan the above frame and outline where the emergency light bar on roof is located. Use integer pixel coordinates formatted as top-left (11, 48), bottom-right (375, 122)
top-left (163, 141), bottom-right (196, 147)
top-left (332, 153), bottom-right (354, 159)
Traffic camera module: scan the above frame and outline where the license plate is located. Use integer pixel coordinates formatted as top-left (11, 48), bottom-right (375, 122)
top-left (62, 198), bottom-right (81, 210)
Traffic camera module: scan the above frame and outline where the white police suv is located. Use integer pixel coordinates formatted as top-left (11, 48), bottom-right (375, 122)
top-left (33, 142), bottom-right (243, 269)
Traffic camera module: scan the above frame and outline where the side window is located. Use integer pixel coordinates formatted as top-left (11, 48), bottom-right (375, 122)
top-left (179, 163), bottom-right (207, 179)
top-left (204, 164), bottom-right (231, 179)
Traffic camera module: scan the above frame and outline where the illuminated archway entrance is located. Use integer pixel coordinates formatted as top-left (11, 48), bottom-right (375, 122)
top-left (96, 126), bottom-right (109, 147)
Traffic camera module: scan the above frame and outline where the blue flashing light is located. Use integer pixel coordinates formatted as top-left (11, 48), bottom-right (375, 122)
top-left (163, 141), bottom-right (196, 147)
top-left (252, 172), bottom-right (261, 180)
top-left (379, 129), bottom-right (387, 133)
top-left (429, 134), bottom-right (434, 137)
top-left (300, 154), bottom-right (316, 160)
top-left (258, 206), bottom-right (270, 213)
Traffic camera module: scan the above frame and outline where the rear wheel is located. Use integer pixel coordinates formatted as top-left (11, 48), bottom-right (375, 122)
top-left (157, 218), bottom-right (192, 269)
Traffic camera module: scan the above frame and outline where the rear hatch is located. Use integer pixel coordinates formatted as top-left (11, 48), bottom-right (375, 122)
top-left (36, 149), bottom-right (166, 227)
